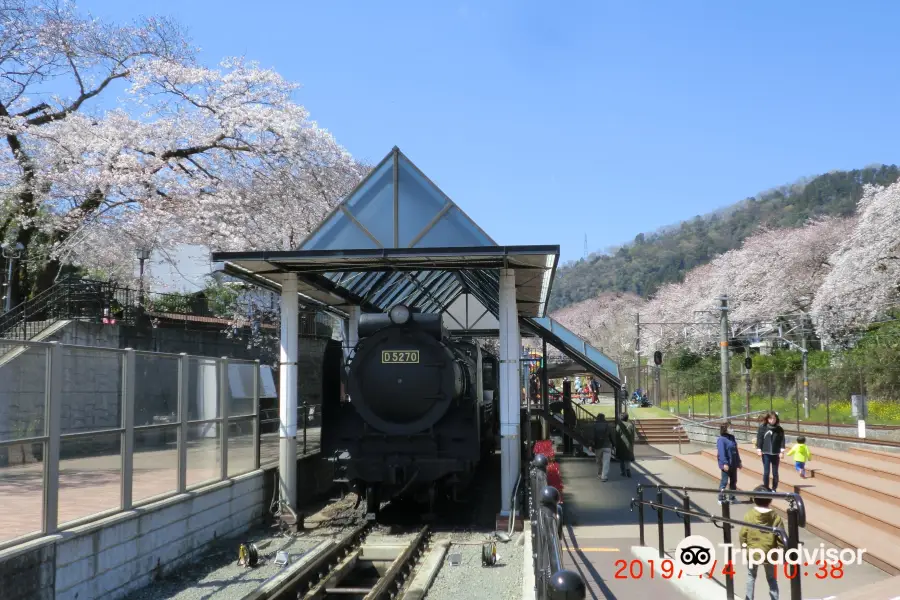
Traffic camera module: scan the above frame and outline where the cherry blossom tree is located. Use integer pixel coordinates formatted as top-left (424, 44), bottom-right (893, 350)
top-left (812, 182), bottom-right (900, 346)
top-left (0, 1), bottom-right (366, 303)
top-left (551, 292), bottom-right (647, 362)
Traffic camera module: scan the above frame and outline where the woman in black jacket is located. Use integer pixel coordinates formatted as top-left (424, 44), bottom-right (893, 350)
top-left (755, 412), bottom-right (785, 490)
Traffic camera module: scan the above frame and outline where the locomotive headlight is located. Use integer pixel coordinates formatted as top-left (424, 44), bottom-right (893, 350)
top-left (389, 304), bottom-right (411, 325)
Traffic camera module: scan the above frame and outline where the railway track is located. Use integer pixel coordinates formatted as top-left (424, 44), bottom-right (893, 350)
top-left (248, 522), bottom-right (432, 600)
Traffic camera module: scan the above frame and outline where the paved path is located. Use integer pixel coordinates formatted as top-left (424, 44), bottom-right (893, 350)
top-left (0, 428), bottom-right (321, 545)
top-left (558, 443), bottom-right (890, 599)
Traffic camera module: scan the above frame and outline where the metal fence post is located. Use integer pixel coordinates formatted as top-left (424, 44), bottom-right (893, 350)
top-left (787, 504), bottom-right (802, 600)
top-left (121, 348), bottom-right (135, 510)
top-left (682, 494), bottom-right (691, 538)
top-left (637, 484), bottom-right (645, 546)
top-left (177, 353), bottom-right (189, 492)
top-left (219, 357), bottom-right (229, 480)
top-left (253, 360), bottom-right (260, 469)
top-left (721, 501), bottom-right (735, 598)
top-left (44, 342), bottom-right (62, 535)
top-left (656, 488), bottom-right (664, 559)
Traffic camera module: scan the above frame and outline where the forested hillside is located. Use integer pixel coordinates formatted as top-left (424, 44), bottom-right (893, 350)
top-left (548, 165), bottom-right (900, 311)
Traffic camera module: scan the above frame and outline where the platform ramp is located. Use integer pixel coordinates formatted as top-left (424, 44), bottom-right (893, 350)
top-left (523, 316), bottom-right (620, 388)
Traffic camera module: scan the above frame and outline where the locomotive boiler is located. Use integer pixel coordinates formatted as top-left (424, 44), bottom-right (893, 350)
top-left (322, 304), bottom-right (498, 514)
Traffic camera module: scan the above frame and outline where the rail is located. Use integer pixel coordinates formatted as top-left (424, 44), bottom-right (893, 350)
top-left (630, 484), bottom-right (806, 600)
top-left (529, 454), bottom-right (585, 600)
top-left (670, 410), bottom-right (769, 454)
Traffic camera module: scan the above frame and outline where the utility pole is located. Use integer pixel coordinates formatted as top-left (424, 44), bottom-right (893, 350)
top-left (801, 326), bottom-right (809, 419)
top-left (635, 313), bottom-right (641, 398)
top-left (719, 296), bottom-right (730, 418)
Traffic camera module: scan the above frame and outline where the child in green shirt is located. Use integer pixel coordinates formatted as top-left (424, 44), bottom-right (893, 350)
top-left (786, 436), bottom-right (811, 478)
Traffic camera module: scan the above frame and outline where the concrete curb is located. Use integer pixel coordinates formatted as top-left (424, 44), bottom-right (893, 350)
top-left (404, 538), bottom-right (450, 600)
top-left (522, 522), bottom-right (536, 600)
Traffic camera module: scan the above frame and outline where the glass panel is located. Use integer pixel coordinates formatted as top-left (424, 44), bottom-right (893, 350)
top-left (134, 353), bottom-right (179, 427)
top-left (187, 421), bottom-right (221, 488)
top-left (61, 346), bottom-right (123, 435)
top-left (299, 211), bottom-right (379, 251)
top-left (0, 344), bottom-right (46, 443)
top-left (133, 426), bottom-right (178, 503)
top-left (585, 346), bottom-right (620, 378)
top-left (370, 272), bottom-right (406, 306)
top-left (297, 404), bottom-right (322, 456)
top-left (227, 417), bottom-right (256, 476)
top-left (397, 154), bottom-right (448, 246)
top-left (0, 439), bottom-right (44, 543)
top-left (228, 362), bottom-right (257, 417)
top-left (188, 357), bottom-right (221, 421)
top-left (259, 411), bottom-right (278, 467)
top-left (413, 206), bottom-right (493, 248)
top-left (59, 431), bottom-right (122, 525)
top-left (346, 157), bottom-right (395, 246)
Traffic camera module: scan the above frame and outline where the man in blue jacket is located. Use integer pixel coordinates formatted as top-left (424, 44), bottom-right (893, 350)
top-left (717, 423), bottom-right (741, 504)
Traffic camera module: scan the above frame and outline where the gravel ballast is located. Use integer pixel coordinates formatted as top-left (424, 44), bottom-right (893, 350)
top-left (423, 532), bottom-right (526, 600)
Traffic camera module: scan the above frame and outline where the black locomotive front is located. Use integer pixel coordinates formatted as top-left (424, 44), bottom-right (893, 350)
top-left (323, 304), bottom-right (496, 514)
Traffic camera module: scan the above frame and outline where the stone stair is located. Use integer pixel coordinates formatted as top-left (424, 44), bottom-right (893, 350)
top-left (633, 418), bottom-right (690, 444)
top-left (675, 442), bottom-right (900, 575)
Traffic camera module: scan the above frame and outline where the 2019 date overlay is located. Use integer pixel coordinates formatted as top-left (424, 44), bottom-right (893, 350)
top-left (614, 558), bottom-right (845, 580)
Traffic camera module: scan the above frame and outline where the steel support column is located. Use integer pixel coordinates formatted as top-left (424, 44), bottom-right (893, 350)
top-left (279, 276), bottom-right (299, 511)
top-left (499, 268), bottom-right (521, 515)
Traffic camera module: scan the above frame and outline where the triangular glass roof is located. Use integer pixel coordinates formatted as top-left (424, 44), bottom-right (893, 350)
top-left (300, 147), bottom-right (495, 251)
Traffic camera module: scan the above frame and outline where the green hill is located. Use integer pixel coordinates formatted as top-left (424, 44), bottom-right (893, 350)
top-left (548, 165), bottom-right (900, 312)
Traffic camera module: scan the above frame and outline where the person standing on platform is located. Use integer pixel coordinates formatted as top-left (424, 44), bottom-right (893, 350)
top-left (755, 412), bottom-right (785, 491)
top-left (740, 485), bottom-right (783, 600)
top-left (716, 423), bottom-right (741, 503)
top-left (590, 413), bottom-right (614, 481)
top-left (616, 413), bottom-right (635, 477)
top-left (590, 377), bottom-right (600, 404)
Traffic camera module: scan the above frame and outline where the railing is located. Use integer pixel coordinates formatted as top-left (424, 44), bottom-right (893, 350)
top-left (529, 454), bottom-right (586, 600)
top-left (630, 484), bottom-right (806, 600)
top-left (0, 339), bottom-right (265, 551)
top-left (670, 410), bottom-right (769, 453)
top-left (259, 403), bottom-right (322, 460)
top-left (0, 276), bottom-right (335, 340)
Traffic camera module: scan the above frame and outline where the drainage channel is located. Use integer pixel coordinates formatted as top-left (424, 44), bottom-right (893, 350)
top-left (249, 524), bottom-right (431, 600)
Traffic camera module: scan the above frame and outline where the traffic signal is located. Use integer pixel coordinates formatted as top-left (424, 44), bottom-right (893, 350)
top-left (653, 351), bottom-right (663, 366)
top-left (744, 357), bottom-right (753, 370)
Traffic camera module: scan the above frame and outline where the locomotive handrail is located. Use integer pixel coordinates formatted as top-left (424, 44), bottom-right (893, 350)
top-left (529, 455), bottom-right (585, 600)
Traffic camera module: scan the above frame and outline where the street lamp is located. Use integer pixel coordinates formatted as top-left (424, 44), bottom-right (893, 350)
top-left (2, 241), bottom-right (25, 314)
top-left (135, 248), bottom-right (151, 309)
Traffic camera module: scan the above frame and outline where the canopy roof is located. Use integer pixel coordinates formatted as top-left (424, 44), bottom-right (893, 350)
top-left (213, 146), bottom-right (620, 384)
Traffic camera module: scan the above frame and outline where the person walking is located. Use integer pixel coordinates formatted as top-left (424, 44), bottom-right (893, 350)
top-left (590, 413), bottom-right (614, 481)
top-left (616, 412), bottom-right (635, 477)
top-left (755, 412), bottom-right (785, 491)
top-left (786, 436), bottom-right (811, 478)
top-left (716, 423), bottom-right (741, 503)
top-left (740, 485), bottom-right (783, 600)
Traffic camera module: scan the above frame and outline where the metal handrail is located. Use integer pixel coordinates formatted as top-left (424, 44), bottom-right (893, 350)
top-left (630, 483), bottom-right (805, 600)
top-left (670, 410), bottom-right (769, 454)
top-left (529, 455), bottom-right (585, 600)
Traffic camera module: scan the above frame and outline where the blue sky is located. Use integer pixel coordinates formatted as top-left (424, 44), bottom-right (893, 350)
top-left (81, 1), bottom-right (900, 264)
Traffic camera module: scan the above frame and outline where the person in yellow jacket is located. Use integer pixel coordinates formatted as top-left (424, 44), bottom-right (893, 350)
top-left (786, 436), bottom-right (811, 478)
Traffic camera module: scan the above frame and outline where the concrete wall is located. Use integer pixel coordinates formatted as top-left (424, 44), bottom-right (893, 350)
top-left (0, 470), bottom-right (265, 600)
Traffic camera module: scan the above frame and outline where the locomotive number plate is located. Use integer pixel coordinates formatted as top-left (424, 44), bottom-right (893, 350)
top-left (381, 350), bottom-right (420, 364)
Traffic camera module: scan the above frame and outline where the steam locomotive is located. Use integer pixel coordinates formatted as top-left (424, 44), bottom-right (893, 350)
top-left (322, 304), bottom-right (498, 514)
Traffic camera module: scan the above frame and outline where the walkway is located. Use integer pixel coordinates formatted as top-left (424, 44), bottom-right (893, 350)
top-left (557, 444), bottom-right (891, 599)
top-left (0, 428), bottom-right (320, 545)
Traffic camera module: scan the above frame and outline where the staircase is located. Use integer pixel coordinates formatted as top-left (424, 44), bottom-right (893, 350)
top-left (633, 418), bottom-right (690, 444)
top-left (676, 442), bottom-right (900, 575)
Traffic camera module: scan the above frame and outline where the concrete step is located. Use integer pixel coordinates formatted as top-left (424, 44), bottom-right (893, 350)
top-left (738, 443), bottom-right (900, 483)
top-left (700, 448), bottom-right (900, 517)
top-left (848, 446), bottom-right (900, 465)
top-left (675, 452), bottom-right (900, 575)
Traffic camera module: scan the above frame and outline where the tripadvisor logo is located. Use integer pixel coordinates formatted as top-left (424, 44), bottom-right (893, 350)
top-left (675, 535), bottom-right (716, 576)
top-left (675, 534), bottom-right (866, 571)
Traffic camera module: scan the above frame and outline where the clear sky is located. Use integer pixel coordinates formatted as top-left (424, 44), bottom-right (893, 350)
top-left (81, 0), bottom-right (900, 264)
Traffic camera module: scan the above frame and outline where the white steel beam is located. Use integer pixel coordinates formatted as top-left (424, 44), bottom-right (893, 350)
top-left (279, 276), bottom-right (299, 510)
top-left (498, 268), bottom-right (521, 515)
